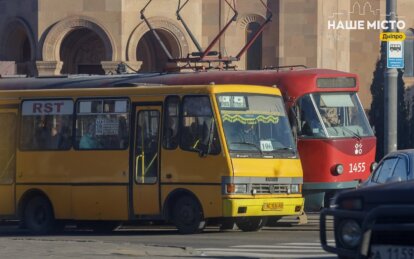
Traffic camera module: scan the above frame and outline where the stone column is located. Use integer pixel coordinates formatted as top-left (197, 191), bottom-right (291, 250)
top-left (36, 61), bottom-right (63, 76)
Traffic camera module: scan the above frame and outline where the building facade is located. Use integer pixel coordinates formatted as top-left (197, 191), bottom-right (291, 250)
top-left (0, 0), bottom-right (413, 108)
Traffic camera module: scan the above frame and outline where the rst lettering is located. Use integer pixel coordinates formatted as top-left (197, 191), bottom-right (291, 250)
top-left (32, 102), bottom-right (65, 114)
top-left (23, 100), bottom-right (73, 116)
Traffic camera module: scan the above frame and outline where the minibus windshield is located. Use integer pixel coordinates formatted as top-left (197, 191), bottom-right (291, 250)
top-left (217, 94), bottom-right (296, 158)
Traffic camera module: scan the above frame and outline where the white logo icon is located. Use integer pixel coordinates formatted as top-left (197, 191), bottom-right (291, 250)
top-left (355, 143), bottom-right (363, 155)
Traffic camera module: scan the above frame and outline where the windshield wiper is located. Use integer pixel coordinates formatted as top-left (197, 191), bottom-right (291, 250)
top-left (342, 127), bottom-right (361, 141)
top-left (230, 142), bottom-right (263, 155)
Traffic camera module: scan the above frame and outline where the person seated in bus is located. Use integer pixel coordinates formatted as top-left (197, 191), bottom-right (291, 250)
top-left (79, 123), bottom-right (100, 149)
top-left (237, 123), bottom-right (258, 143)
top-left (164, 117), bottom-right (178, 149)
top-left (34, 117), bottom-right (50, 149)
top-left (182, 122), bottom-right (199, 149)
top-left (118, 116), bottom-right (128, 149)
top-left (47, 127), bottom-right (61, 149)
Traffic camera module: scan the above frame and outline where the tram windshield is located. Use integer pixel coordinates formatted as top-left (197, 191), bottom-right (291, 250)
top-left (217, 94), bottom-right (296, 158)
top-left (297, 92), bottom-right (374, 138)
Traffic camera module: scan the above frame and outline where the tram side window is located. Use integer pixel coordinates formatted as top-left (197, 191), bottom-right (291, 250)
top-left (75, 99), bottom-right (130, 150)
top-left (0, 113), bottom-right (16, 184)
top-left (180, 96), bottom-right (220, 154)
top-left (20, 100), bottom-right (73, 150)
top-left (163, 96), bottom-right (180, 150)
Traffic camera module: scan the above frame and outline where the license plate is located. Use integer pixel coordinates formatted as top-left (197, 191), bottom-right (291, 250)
top-left (262, 202), bottom-right (283, 211)
top-left (371, 245), bottom-right (414, 259)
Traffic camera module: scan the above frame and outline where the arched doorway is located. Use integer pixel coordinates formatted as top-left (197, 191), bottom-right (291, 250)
top-left (60, 28), bottom-right (106, 74)
top-left (1, 23), bottom-right (33, 75)
top-left (136, 29), bottom-right (180, 72)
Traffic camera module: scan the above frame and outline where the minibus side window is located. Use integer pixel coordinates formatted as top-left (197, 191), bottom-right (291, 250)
top-left (180, 96), bottom-right (221, 155)
top-left (75, 98), bottom-right (129, 150)
top-left (163, 96), bottom-right (180, 150)
top-left (20, 100), bottom-right (73, 150)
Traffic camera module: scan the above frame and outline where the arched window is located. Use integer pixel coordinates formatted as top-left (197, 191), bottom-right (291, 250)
top-left (404, 29), bottom-right (414, 77)
top-left (246, 22), bottom-right (262, 70)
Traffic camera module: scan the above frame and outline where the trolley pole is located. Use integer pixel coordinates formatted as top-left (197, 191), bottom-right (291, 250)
top-left (384, 0), bottom-right (398, 154)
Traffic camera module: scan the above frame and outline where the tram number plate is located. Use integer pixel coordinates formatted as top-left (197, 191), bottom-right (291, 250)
top-left (371, 245), bottom-right (414, 259)
top-left (262, 202), bottom-right (283, 211)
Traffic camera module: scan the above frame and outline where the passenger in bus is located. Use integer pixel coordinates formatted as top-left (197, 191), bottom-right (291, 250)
top-left (164, 117), bottom-right (178, 149)
top-left (182, 122), bottom-right (199, 149)
top-left (237, 123), bottom-right (258, 143)
top-left (79, 123), bottom-right (100, 149)
top-left (48, 127), bottom-right (61, 149)
top-left (35, 117), bottom-right (50, 149)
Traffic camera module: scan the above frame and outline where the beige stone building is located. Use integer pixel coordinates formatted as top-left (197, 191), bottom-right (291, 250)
top-left (0, 0), bottom-right (413, 108)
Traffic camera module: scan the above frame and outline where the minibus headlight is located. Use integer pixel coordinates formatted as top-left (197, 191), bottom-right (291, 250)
top-left (226, 184), bottom-right (247, 194)
top-left (338, 219), bottom-right (362, 249)
top-left (290, 184), bottom-right (301, 194)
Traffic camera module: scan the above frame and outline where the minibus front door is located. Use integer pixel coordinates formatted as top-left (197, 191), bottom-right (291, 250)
top-left (132, 105), bottom-right (161, 216)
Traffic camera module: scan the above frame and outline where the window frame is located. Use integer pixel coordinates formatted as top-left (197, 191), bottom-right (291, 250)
top-left (19, 98), bottom-right (75, 151)
top-left (162, 95), bottom-right (180, 150)
top-left (134, 109), bottom-right (161, 185)
top-left (179, 95), bottom-right (221, 155)
top-left (74, 97), bottom-right (131, 151)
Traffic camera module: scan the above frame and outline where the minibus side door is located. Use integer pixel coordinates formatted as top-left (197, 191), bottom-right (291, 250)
top-left (131, 104), bottom-right (162, 216)
top-left (0, 109), bottom-right (17, 216)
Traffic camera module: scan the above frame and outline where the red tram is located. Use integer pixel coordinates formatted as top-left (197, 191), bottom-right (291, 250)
top-left (130, 68), bottom-right (377, 210)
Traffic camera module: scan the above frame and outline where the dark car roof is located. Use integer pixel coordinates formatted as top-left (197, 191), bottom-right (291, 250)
top-left (339, 180), bottom-right (414, 204)
top-left (385, 149), bottom-right (414, 160)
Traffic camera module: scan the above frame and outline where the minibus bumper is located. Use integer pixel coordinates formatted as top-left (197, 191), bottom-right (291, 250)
top-left (222, 197), bottom-right (304, 217)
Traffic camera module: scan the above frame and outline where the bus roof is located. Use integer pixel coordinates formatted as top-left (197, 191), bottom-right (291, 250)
top-left (0, 76), bottom-right (282, 99)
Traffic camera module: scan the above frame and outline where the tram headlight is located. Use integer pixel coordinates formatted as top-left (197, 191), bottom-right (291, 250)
top-left (338, 219), bottom-right (362, 249)
top-left (335, 164), bottom-right (344, 175)
top-left (226, 184), bottom-right (247, 194)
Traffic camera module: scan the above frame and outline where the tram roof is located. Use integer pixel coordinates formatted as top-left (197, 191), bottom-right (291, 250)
top-left (0, 68), bottom-right (357, 94)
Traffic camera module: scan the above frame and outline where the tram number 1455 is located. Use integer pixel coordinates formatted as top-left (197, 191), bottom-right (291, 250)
top-left (349, 162), bottom-right (366, 173)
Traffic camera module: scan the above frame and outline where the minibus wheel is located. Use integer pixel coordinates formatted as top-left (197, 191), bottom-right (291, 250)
top-left (24, 196), bottom-right (55, 235)
top-left (236, 216), bottom-right (267, 232)
top-left (172, 196), bottom-right (206, 234)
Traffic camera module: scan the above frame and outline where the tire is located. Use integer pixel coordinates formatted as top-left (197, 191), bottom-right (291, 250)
top-left (220, 218), bottom-right (236, 231)
top-left (172, 196), bottom-right (206, 234)
top-left (266, 216), bottom-right (282, 227)
top-left (236, 217), bottom-right (267, 232)
top-left (24, 196), bottom-right (55, 235)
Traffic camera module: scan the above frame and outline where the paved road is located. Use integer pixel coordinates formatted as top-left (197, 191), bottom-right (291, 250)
top-left (0, 213), bottom-right (336, 258)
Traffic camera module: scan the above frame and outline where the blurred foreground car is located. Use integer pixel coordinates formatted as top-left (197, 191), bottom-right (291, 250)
top-left (320, 180), bottom-right (414, 259)
top-left (360, 149), bottom-right (414, 187)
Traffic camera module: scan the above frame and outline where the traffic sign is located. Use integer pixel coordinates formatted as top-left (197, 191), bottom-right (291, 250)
top-left (387, 41), bottom-right (404, 69)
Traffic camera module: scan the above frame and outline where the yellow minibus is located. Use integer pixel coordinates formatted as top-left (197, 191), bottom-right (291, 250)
top-left (0, 76), bottom-right (303, 234)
